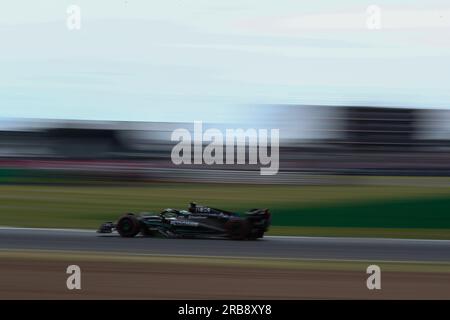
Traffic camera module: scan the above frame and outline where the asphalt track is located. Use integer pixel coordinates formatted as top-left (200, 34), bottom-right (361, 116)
top-left (1, 227), bottom-right (450, 262)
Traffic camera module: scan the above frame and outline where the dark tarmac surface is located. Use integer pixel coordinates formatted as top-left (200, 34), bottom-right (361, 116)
top-left (1, 227), bottom-right (450, 262)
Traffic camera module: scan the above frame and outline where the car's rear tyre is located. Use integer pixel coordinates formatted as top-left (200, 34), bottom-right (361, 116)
top-left (225, 219), bottom-right (251, 240)
top-left (248, 230), bottom-right (264, 240)
top-left (116, 214), bottom-right (141, 238)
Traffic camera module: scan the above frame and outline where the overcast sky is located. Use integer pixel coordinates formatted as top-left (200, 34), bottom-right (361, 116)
top-left (1, 1), bottom-right (450, 123)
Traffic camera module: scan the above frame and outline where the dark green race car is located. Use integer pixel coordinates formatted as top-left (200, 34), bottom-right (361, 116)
top-left (97, 202), bottom-right (271, 240)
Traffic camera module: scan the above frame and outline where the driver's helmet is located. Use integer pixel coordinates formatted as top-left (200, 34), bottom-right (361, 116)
top-left (161, 208), bottom-right (178, 218)
top-left (178, 210), bottom-right (191, 217)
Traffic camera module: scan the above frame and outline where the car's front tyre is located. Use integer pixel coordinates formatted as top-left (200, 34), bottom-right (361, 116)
top-left (116, 214), bottom-right (141, 237)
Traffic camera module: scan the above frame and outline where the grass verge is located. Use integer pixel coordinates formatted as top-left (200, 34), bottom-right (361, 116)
top-left (1, 183), bottom-right (450, 238)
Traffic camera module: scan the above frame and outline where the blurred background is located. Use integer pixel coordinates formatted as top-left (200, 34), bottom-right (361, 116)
top-left (1, 0), bottom-right (450, 239)
top-left (2, 1), bottom-right (450, 300)
top-left (2, 105), bottom-right (450, 239)
top-left (3, 105), bottom-right (450, 180)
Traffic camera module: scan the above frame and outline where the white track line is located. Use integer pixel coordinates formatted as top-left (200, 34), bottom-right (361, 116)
top-left (1, 226), bottom-right (450, 243)
top-left (0, 226), bottom-right (94, 233)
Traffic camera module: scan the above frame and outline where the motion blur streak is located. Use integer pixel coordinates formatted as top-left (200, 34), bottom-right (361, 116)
top-left (2, 104), bottom-right (450, 299)
top-left (1, 256), bottom-right (449, 299)
top-left (2, 106), bottom-right (450, 240)
top-left (3, 105), bottom-right (450, 181)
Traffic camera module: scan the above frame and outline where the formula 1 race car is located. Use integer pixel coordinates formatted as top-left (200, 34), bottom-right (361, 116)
top-left (97, 203), bottom-right (271, 240)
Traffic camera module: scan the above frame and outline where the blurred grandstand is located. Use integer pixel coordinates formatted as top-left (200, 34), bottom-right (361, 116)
top-left (1, 105), bottom-right (450, 184)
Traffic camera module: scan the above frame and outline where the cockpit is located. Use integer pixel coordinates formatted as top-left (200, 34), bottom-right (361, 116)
top-left (160, 208), bottom-right (190, 219)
